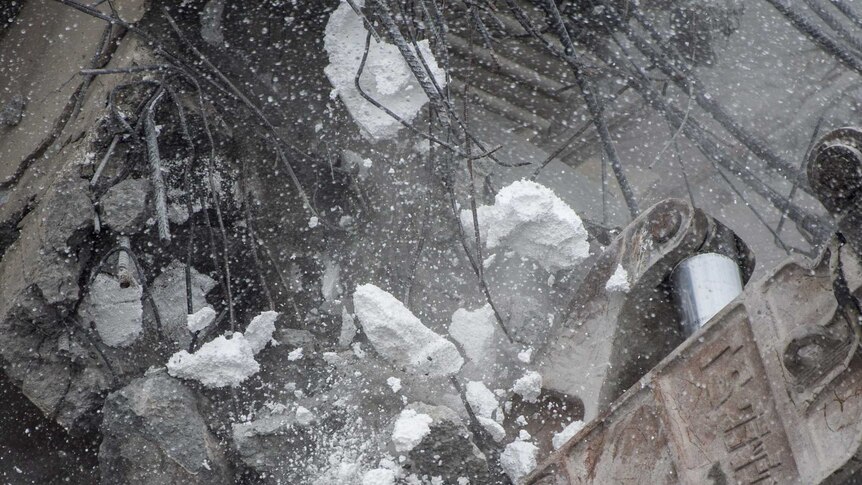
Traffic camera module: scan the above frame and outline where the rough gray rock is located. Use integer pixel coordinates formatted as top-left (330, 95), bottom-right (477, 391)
top-left (0, 93), bottom-right (25, 126)
top-left (99, 178), bottom-right (150, 235)
top-left (0, 167), bottom-right (111, 431)
top-left (404, 403), bottom-right (494, 484)
top-left (149, 260), bottom-right (216, 349)
top-left (99, 371), bottom-right (231, 485)
top-left (232, 403), bottom-right (315, 476)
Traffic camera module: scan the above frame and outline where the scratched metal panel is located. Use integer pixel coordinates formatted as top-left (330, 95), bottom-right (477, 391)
top-left (656, 305), bottom-right (799, 484)
top-left (558, 389), bottom-right (679, 484)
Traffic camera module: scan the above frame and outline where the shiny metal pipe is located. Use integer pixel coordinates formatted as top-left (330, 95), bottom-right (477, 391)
top-left (672, 253), bottom-right (744, 336)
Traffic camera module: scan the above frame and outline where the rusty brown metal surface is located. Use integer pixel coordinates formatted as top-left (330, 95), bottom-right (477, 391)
top-left (527, 241), bottom-right (862, 484)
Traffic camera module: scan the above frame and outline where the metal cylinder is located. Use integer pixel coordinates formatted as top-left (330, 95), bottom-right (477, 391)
top-left (672, 253), bottom-right (744, 336)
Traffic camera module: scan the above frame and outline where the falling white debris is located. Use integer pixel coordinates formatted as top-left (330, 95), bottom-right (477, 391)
top-left (338, 307), bottom-right (358, 347)
top-left (353, 284), bottom-right (463, 377)
top-left (387, 377), bottom-right (402, 393)
top-left (295, 406), bottom-right (315, 426)
top-left (461, 180), bottom-right (590, 272)
top-left (187, 306), bottom-right (216, 333)
top-left (362, 468), bottom-right (396, 485)
top-left (478, 416), bottom-right (506, 442)
top-left (552, 420), bottom-right (585, 450)
top-left (465, 381), bottom-right (499, 420)
top-left (482, 253), bottom-right (497, 269)
top-left (245, 311), bottom-right (278, 354)
top-left (513, 371), bottom-right (543, 403)
top-left (391, 408), bottom-right (433, 453)
top-left (449, 304), bottom-right (496, 364)
top-left (322, 259), bottom-right (343, 301)
top-left (500, 439), bottom-right (539, 483)
top-left (308, 216), bottom-right (319, 229)
top-left (79, 274), bottom-right (143, 347)
top-left (517, 348), bottom-right (533, 364)
top-left (605, 264), bottom-right (631, 293)
top-left (166, 333), bottom-right (260, 388)
top-left (323, 0), bottom-right (446, 140)
top-left (288, 347), bottom-right (304, 361)
top-left (352, 341), bottom-right (366, 359)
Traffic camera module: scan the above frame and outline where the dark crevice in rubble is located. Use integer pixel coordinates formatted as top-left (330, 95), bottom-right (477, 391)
top-left (0, 362), bottom-right (100, 483)
top-left (0, 194), bottom-right (35, 260)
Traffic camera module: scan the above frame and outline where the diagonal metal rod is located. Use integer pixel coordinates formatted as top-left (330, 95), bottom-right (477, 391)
top-left (764, 0), bottom-right (862, 75)
top-left (601, 0), bottom-right (806, 182)
top-left (505, 0), bottom-right (639, 218)
top-left (803, 0), bottom-right (862, 54)
top-left (830, 0), bottom-right (862, 31)
top-left (597, 38), bottom-right (831, 241)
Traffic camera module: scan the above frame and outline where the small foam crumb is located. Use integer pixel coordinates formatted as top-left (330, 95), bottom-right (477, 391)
top-left (465, 381), bottom-right (499, 419)
top-left (517, 348), bottom-right (533, 364)
top-left (513, 371), bottom-right (543, 403)
top-left (244, 311), bottom-right (278, 354)
top-left (187, 306), bottom-right (216, 333)
top-left (552, 420), bottom-right (585, 450)
top-left (295, 406), bottom-right (315, 426)
top-left (500, 439), bottom-right (539, 483)
top-left (605, 264), bottom-right (631, 293)
top-left (478, 416), bottom-right (506, 442)
top-left (288, 347), bottom-right (304, 361)
top-left (362, 468), bottom-right (396, 485)
top-left (387, 377), bottom-right (402, 393)
top-left (391, 409), bottom-right (433, 453)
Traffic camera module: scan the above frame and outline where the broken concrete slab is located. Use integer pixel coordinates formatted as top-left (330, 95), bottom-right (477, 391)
top-left (149, 260), bottom-right (216, 349)
top-left (99, 371), bottom-right (231, 485)
top-left (99, 178), bottom-right (150, 235)
top-left (78, 274), bottom-right (143, 347)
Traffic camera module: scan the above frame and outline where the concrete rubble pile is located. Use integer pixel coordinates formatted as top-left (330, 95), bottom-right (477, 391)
top-left (1, 1), bottom-right (861, 485)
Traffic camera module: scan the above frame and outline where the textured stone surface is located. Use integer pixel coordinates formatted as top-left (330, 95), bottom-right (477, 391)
top-left (150, 261), bottom-right (216, 349)
top-left (0, 164), bottom-right (109, 431)
top-left (403, 403), bottom-right (493, 484)
top-left (99, 178), bottom-right (150, 235)
top-left (99, 372), bottom-right (231, 485)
